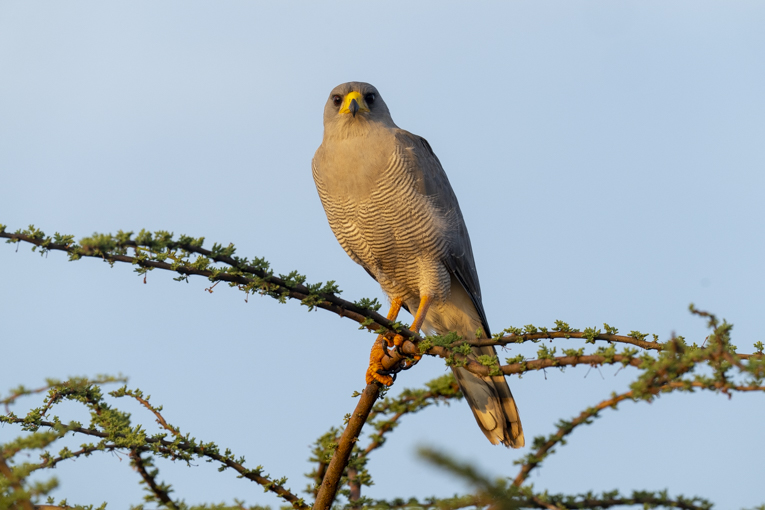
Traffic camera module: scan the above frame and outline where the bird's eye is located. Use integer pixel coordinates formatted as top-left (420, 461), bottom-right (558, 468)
top-left (332, 95), bottom-right (342, 107)
top-left (364, 93), bottom-right (376, 105)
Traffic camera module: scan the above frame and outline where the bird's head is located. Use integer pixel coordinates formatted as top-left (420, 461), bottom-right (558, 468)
top-left (322, 82), bottom-right (396, 135)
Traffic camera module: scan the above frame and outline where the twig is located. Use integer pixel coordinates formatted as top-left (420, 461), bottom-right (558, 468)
top-left (470, 331), bottom-right (663, 351)
top-left (130, 449), bottom-right (177, 509)
top-left (513, 389), bottom-right (632, 487)
top-left (121, 390), bottom-right (180, 437)
top-left (39, 444), bottom-right (119, 470)
top-left (688, 304), bottom-right (719, 328)
top-left (1, 376), bottom-right (126, 413)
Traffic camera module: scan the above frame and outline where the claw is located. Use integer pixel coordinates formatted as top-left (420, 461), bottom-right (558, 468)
top-left (400, 355), bottom-right (422, 370)
top-left (366, 336), bottom-right (393, 386)
top-left (377, 367), bottom-right (398, 383)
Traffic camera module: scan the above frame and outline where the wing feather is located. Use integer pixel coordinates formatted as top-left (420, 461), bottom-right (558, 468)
top-left (396, 132), bottom-right (491, 337)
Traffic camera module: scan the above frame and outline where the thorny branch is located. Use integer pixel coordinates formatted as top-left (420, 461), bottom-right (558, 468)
top-left (8, 229), bottom-right (759, 380)
top-left (3, 226), bottom-right (765, 509)
top-left (2, 375), bottom-right (127, 414)
top-left (129, 450), bottom-right (178, 509)
top-left (118, 388), bottom-right (180, 437)
top-left (360, 376), bottom-right (462, 459)
top-left (373, 490), bottom-right (713, 510)
top-left (0, 415), bottom-right (309, 510)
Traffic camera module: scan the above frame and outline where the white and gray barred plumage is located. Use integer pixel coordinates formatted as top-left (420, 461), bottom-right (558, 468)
top-left (312, 82), bottom-right (524, 448)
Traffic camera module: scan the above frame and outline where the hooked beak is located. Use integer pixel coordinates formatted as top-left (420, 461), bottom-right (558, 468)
top-left (339, 91), bottom-right (370, 117)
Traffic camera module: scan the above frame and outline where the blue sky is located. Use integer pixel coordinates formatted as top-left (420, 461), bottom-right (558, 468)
top-left (1, 2), bottom-right (764, 508)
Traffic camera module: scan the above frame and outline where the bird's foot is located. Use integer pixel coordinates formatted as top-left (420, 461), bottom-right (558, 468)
top-left (366, 335), bottom-right (394, 386)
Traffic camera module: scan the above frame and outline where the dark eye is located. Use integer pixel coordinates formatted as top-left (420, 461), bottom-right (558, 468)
top-left (332, 95), bottom-right (342, 107)
top-left (364, 93), bottom-right (376, 105)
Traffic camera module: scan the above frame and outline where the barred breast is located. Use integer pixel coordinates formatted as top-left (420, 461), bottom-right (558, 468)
top-left (313, 138), bottom-right (453, 306)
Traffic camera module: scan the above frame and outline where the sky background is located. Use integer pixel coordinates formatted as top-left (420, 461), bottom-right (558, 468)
top-left (1, 1), bottom-right (764, 508)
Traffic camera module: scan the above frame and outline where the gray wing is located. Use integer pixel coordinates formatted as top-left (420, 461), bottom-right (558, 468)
top-left (399, 132), bottom-right (492, 337)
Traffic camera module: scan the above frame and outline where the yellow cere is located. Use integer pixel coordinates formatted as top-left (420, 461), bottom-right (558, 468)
top-left (340, 91), bottom-right (370, 115)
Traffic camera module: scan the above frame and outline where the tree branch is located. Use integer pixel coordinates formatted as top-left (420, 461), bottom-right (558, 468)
top-left (512, 390), bottom-right (636, 487)
top-left (130, 449), bottom-right (177, 509)
top-left (117, 389), bottom-right (180, 437)
top-left (361, 376), bottom-right (462, 460)
top-left (2, 375), bottom-right (126, 413)
top-left (0, 417), bottom-right (308, 510)
top-left (4, 230), bottom-right (759, 384)
top-left (470, 331), bottom-right (663, 351)
top-left (313, 382), bottom-right (382, 510)
top-left (0, 230), bottom-right (408, 339)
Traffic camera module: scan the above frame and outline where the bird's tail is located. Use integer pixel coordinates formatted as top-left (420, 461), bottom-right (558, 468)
top-left (451, 344), bottom-right (524, 448)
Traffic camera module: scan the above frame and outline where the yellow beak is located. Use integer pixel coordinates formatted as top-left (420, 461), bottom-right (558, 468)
top-left (339, 91), bottom-right (370, 117)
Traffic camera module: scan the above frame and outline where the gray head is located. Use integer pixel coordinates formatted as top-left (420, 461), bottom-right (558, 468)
top-left (322, 82), bottom-right (397, 136)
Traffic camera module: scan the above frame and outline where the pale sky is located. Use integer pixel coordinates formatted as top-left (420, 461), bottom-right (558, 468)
top-left (2, 2), bottom-right (764, 508)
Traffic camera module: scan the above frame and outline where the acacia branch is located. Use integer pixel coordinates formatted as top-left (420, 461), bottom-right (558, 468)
top-left (512, 390), bottom-right (635, 487)
top-left (38, 444), bottom-right (119, 470)
top-left (373, 490), bottom-right (712, 510)
top-left (130, 450), bottom-right (177, 509)
top-left (537, 494), bottom-right (710, 510)
top-left (361, 378), bottom-right (462, 460)
top-left (314, 382), bottom-right (382, 510)
top-left (387, 343), bottom-right (645, 378)
top-left (0, 231), bottom-right (407, 337)
top-left (118, 389), bottom-right (180, 437)
top-left (4, 231), bottom-right (759, 383)
top-left (0, 417), bottom-right (308, 510)
top-left (2, 376), bottom-right (126, 414)
top-left (420, 447), bottom-right (713, 510)
top-left (470, 331), bottom-right (663, 351)
top-left (362, 411), bottom-right (405, 457)
top-left (5, 227), bottom-right (764, 510)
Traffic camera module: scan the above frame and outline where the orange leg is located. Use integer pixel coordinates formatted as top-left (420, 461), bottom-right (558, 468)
top-left (411, 295), bottom-right (432, 332)
top-left (366, 298), bottom-right (403, 386)
top-left (393, 294), bottom-right (432, 348)
top-left (383, 298), bottom-right (403, 347)
top-left (393, 295), bottom-right (431, 368)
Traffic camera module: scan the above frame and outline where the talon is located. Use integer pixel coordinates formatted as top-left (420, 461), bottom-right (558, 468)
top-left (366, 366), bottom-right (393, 386)
top-left (365, 298), bottom-right (405, 386)
top-left (377, 363), bottom-right (403, 376)
top-left (377, 367), bottom-right (398, 383)
top-left (400, 354), bottom-right (422, 370)
top-left (392, 334), bottom-right (404, 351)
top-left (366, 336), bottom-right (393, 386)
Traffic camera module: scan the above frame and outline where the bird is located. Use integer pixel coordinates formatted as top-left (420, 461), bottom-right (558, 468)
top-left (312, 82), bottom-right (524, 448)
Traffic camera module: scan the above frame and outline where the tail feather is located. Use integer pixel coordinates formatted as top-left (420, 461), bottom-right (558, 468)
top-left (452, 345), bottom-right (524, 448)
top-left (418, 279), bottom-right (524, 448)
